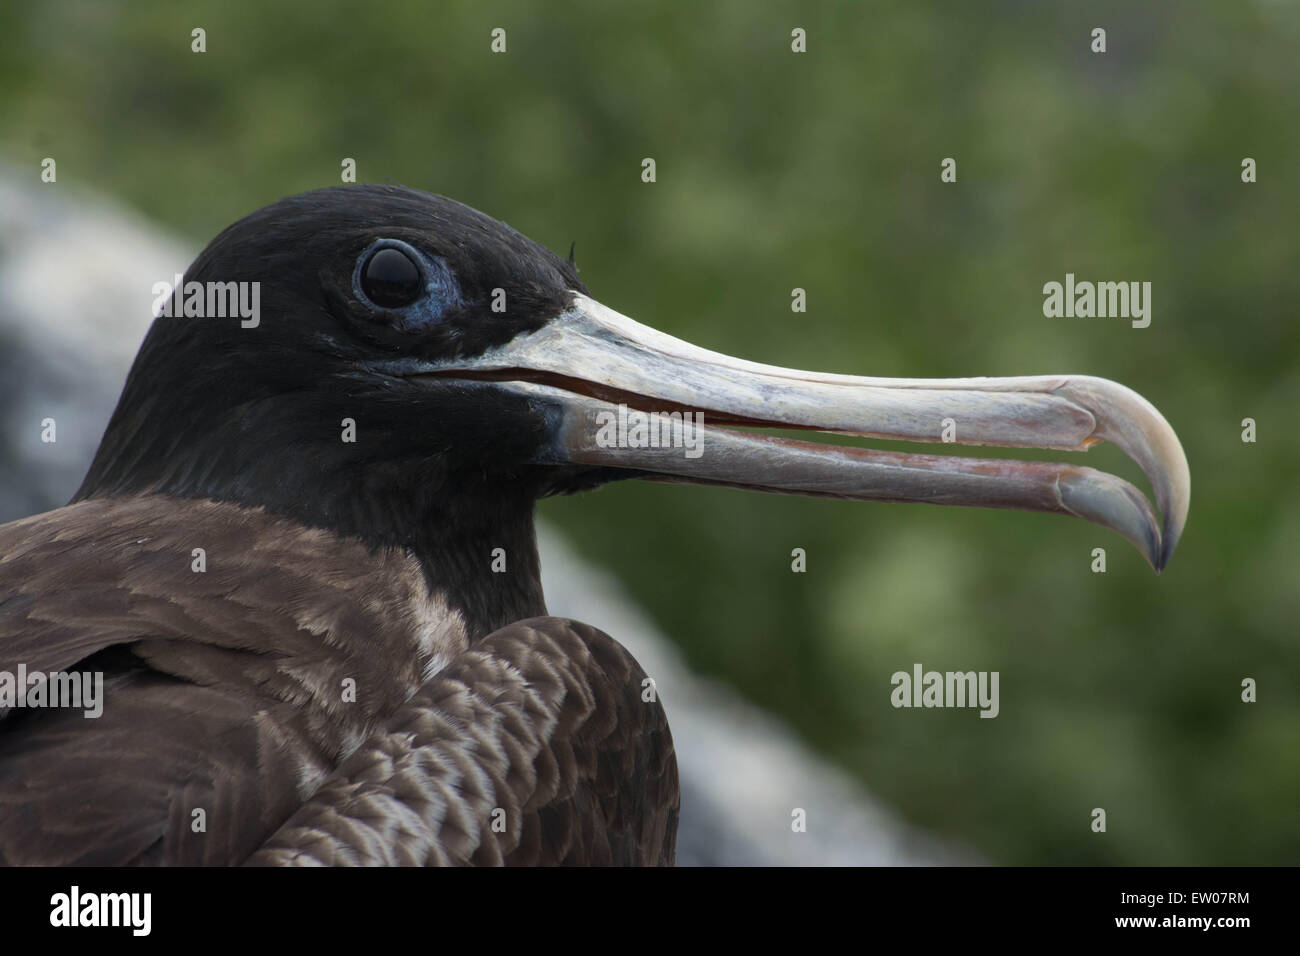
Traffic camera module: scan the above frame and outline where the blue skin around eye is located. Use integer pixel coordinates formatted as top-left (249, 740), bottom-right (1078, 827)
top-left (354, 239), bottom-right (466, 331)
top-left (402, 253), bottom-right (466, 331)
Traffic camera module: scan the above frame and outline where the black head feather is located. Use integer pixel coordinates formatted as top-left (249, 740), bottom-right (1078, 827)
top-left (77, 186), bottom-right (597, 631)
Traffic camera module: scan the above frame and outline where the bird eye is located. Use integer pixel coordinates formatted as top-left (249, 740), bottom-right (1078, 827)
top-left (360, 247), bottom-right (422, 308)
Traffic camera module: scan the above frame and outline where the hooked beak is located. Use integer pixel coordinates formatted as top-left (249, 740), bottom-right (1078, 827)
top-left (414, 293), bottom-right (1190, 572)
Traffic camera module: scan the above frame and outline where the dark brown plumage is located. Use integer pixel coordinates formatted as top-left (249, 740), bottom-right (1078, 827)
top-left (0, 497), bottom-right (676, 865)
top-left (251, 619), bottom-right (677, 866)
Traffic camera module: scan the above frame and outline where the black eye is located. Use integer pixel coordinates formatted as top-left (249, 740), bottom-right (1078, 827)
top-left (361, 247), bottom-right (422, 307)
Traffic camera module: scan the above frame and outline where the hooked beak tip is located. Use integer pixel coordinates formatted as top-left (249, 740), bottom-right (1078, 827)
top-left (1055, 376), bottom-right (1189, 573)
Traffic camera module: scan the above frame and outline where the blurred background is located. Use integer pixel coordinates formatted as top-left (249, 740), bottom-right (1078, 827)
top-left (0, 0), bottom-right (1296, 864)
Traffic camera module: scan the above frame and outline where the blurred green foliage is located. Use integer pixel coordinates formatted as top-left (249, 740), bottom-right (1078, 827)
top-left (1, 0), bottom-right (1296, 863)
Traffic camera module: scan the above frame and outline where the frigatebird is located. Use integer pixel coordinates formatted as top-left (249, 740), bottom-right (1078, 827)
top-left (0, 185), bottom-right (1189, 865)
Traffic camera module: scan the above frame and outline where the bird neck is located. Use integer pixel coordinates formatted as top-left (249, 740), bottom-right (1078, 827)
top-left (77, 418), bottom-right (549, 641)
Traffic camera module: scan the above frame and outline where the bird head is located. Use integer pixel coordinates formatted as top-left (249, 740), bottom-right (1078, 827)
top-left (80, 185), bottom-right (1189, 579)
